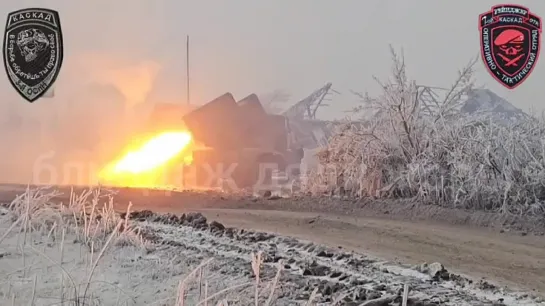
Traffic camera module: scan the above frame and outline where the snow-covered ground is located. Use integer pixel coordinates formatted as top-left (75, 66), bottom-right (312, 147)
top-left (0, 188), bottom-right (543, 306)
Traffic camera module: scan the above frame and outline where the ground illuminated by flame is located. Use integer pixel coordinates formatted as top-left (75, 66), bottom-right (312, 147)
top-left (99, 131), bottom-right (192, 188)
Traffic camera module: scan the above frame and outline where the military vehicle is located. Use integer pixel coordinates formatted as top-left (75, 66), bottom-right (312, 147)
top-left (147, 93), bottom-right (303, 190)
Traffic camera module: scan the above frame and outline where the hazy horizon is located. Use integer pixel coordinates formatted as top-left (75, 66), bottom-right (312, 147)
top-left (0, 0), bottom-right (544, 184)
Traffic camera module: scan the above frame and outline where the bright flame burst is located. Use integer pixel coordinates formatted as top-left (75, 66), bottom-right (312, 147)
top-left (99, 131), bottom-right (193, 188)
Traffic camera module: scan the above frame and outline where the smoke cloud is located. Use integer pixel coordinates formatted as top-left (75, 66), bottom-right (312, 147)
top-left (0, 0), bottom-right (544, 185)
top-left (0, 1), bottom-right (178, 185)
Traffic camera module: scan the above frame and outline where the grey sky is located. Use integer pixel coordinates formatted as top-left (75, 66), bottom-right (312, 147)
top-left (0, 0), bottom-right (543, 183)
top-left (3, 1), bottom-right (545, 116)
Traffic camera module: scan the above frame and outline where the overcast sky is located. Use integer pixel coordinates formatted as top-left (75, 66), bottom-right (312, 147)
top-left (0, 0), bottom-right (544, 183)
top-left (2, 0), bottom-right (544, 117)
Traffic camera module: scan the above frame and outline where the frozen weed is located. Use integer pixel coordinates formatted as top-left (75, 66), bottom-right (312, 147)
top-left (309, 46), bottom-right (545, 216)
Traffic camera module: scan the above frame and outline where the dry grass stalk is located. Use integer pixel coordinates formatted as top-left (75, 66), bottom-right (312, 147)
top-left (1, 186), bottom-right (144, 305)
top-left (305, 287), bottom-right (319, 305)
top-left (251, 251), bottom-right (263, 305)
top-left (264, 260), bottom-right (283, 306)
top-left (402, 284), bottom-right (409, 306)
top-left (2, 187), bottom-right (332, 305)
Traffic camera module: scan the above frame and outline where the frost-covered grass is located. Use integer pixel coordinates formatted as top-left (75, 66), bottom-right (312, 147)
top-left (0, 187), bottom-right (323, 305)
top-left (307, 47), bottom-right (545, 217)
top-left (0, 187), bottom-right (148, 305)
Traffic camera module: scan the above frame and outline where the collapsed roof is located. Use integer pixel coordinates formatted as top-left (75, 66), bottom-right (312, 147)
top-left (461, 88), bottom-right (529, 122)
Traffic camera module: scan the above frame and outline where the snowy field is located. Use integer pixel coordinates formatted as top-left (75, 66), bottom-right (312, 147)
top-left (0, 187), bottom-right (543, 306)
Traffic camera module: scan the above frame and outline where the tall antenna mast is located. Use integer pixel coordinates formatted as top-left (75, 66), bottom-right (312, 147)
top-left (186, 35), bottom-right (190, 105)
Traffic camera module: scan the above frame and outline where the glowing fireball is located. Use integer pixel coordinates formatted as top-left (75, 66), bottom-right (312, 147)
top-left (99, 131), bottom-right (193, 188)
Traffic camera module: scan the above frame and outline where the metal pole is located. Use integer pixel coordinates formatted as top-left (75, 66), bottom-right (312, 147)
top-left (186, 35), bottom-right (190, 105)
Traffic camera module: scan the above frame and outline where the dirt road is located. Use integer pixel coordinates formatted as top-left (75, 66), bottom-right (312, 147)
top-left (1, 186), bottom-right (544, 297)
top-left (193, 208), bottom-right (545, 296)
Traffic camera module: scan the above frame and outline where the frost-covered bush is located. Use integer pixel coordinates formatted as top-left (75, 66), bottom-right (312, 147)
top-left (308, 47), bottom-right (545, 216)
